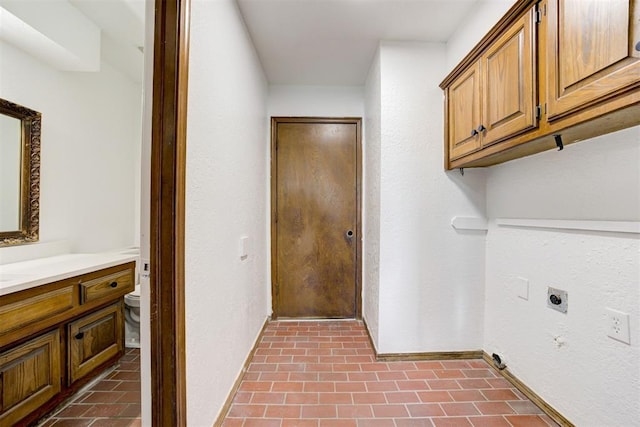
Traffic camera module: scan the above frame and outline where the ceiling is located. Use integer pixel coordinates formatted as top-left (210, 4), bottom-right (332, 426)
top-left (237, 0), bottom-right (479, 85)
top-left (0, 0), bottom-right (144, 82)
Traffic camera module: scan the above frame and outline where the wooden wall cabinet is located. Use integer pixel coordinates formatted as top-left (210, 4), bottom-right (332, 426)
top-left (449, 7), bottom-right (537, 161)
top-left (441, 0), bottom-right (640, 169)
top-left (0, 262), bottom-right (134, 426)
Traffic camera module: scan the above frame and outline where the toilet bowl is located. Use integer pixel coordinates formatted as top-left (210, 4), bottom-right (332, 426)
top-left (124, 284), bottom-right (141, 348)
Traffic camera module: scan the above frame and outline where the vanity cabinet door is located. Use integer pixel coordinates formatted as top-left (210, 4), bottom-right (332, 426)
top-left (447, 62), bottom-right (482, 160)
top-left (0, 330), bottom-right (61, 426)
top-left (546, 0), bottom-right (640, 119)
top-left (68, 302), bottom-right (124, 385)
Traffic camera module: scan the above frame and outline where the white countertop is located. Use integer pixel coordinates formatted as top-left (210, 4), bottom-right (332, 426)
top-left (0, 253), bottom-right (138, 297)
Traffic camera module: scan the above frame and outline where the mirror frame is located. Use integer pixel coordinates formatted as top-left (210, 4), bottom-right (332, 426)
top-left (0, 98), bottom-right (41, 246)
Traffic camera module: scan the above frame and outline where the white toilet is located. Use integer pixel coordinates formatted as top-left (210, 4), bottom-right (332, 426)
top-left (124, 284), bottom-right (141, 348)
top-left (116, 247), bottom-right (142, 348)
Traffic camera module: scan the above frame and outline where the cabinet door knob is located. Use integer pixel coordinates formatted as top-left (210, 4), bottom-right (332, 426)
top-left (477, 124), bottom-right (486, 132)
top-left (75, 332), bottom-right (85, 340)
top-left (109, 281), bottom-right (118, 288)
top-left (471, 129), bottom-right (479, 137)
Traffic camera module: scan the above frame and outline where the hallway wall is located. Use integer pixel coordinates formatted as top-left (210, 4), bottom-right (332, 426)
top-left (185, 0), bottom-right (269, 424)
top-left (365, 42), bottom-right (487, 354)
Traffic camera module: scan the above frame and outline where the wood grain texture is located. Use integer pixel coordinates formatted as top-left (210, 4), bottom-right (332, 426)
top-left (150, 0), bottom-right (190, 425)
top-left (0, 287), bottom-right (73, 337)
top-left (273, 118), bottom-right (361, 319)
top-left (547, 0), bottom-right (640, 119)
top-left (0, 330), bottom-right (60, 426)
top-left (80, 268), bottom-right (134, 304)
top-left (68, 302), bottom-right (123, 385)
top-left (448, 63), bottom-right (482, 160)
top-left (482, 7), bottom-right (537, 145)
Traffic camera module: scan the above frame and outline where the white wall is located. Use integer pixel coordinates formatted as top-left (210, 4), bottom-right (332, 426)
top-left (0, 40), bottom-right (142, 255)
top-left (185, 0), bottom-right (269, 424)
top-left (371, 42), bottom-right (487, 354)
top-left (484, 129), bottom-right (640, 426)
top-left (363, 49), bottom-right (382, 348)
top-left (268, 85), bottom-right (363, 117)
top-left (445, 0), bottom-right (640, 424)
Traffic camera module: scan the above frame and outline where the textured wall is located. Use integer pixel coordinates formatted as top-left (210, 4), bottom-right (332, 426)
top-left (484, 129), bottom-right (640, 426)
top-left (376, 42), bottom-right (487, 353)
top-left (185, 0), bottom-right (269, 424)
top-left (363, 48), bottom-right (382, 347)
top-left (268, 85), bottom-right (364, 117)
top-left (0, 40), bottom-right (141, 253)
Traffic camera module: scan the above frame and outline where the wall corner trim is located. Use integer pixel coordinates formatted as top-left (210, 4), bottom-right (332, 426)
top-left (495, 218), bottom-right (640, 234)
top-left (451, 216), bottom-right (488, 231)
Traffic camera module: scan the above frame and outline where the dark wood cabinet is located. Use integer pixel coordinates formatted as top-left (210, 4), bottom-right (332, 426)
top-left (68, 302), bottom-right (124, 385)
top-left (545, 0), bottom-right (640, 119)
top-left (0, 261), bottom-right (134, 426)
top-left (0, 331), bottom-right (61, 427)
top-left (441, 0), bottom-right (640, 169)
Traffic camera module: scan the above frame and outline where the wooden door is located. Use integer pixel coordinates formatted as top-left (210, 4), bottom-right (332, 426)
top-left (546, 0), bottom-right (640, 119)
top-left (272, 118), bottom-right (361, 318)
top-left (448, 62), bottom-right (482, 160)
top-left (482, 6), bottom-right (537, 145)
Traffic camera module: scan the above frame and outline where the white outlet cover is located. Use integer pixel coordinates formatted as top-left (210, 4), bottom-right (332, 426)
top-left (606, 308), bottom-right (631, 344)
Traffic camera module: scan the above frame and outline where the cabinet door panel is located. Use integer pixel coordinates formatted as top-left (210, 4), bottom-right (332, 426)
top-left (0, 330), bottom-right (61, 426)
top-left (547, 0), bottom-right (640, 119)
top-left (448, 62), bottom-right (482, 160)
top-left (68, 302), bottom-right (123, 385)
top-left (482, 7), bottom-right (536, 145)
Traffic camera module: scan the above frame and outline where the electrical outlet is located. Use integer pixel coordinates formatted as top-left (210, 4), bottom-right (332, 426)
top-left (547, 287), bottom-right (568, 313)
top-left (606, 308), bottom-right (631, 344)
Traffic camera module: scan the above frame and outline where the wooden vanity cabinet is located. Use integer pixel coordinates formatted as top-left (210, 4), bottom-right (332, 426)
top-left (441, 0), bottom-right (640, 169)
top-left (0, 331), bottom-right (61, 427)
top-left (0, 261), bottom-right (134, 426)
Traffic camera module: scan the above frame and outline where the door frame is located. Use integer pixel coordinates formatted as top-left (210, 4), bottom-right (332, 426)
top-left (270, 117), bottom-right (363, 319)
top-left (150, 0), bottom-right (190, 425)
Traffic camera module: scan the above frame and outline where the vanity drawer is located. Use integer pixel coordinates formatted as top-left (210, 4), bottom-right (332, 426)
top-left (79, 267), bottom-right (134, 304)
top-left (0, 286), bottom-right (75, 336)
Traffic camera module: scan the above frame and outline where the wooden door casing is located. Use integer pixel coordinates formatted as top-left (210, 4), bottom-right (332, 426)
top-left (271, 118), bottom-right (362, 319)
top-left (482, 6), bottom-right (537, 145)
top-left (546, 0), bottom-right (640, 119)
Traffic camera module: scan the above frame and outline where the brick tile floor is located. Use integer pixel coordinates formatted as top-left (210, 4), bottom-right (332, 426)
top-left (222, 321), bottom-right (559, 427)
top-left (39, 348), bottom-right (141, 427)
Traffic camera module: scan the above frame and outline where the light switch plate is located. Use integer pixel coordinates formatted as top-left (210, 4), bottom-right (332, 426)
top-left (515, 277), bottom-right (529, 300)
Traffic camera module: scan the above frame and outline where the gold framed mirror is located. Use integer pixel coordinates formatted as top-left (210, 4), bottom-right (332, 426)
top-left (0, 98), bottom-right (41, 246)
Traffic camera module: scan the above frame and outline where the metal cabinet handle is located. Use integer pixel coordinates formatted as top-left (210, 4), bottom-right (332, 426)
top-left (75, 332), bottom-right (85, 340)
top-left (109, 281), bottom-right (118, 288)
top-left (471, 129), bottom-right (479, 137)
top-left (346, 230), bottom-right (354, 238)
top-left (477, 124), bottom-right (486, 132)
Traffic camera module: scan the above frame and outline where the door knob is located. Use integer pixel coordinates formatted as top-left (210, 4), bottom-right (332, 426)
top-left (471, 129), bottom-right (479, 137)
